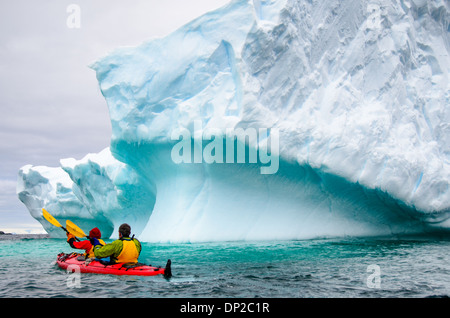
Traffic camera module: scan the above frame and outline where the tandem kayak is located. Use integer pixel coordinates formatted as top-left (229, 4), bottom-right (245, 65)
top-left (56, 252), bottom-right (172, 278)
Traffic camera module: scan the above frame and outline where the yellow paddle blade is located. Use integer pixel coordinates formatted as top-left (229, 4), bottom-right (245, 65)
top-left (66, 220), bottom-right (87, 238)
top-left (42, 208), bottom-right (62, 228)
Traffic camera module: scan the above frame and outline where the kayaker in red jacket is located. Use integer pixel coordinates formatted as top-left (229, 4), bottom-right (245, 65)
top-left (66, 227), bottom-right (105, 259)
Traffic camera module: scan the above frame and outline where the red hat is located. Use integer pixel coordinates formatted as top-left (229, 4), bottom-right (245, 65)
top-left (89, 227), bottom-right (101, 239)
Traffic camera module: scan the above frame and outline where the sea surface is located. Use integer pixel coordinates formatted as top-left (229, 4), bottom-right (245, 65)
top-left (0, 234), bottom-right (449, 298)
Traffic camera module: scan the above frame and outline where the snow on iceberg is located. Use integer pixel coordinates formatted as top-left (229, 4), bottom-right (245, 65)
top-left (18, 0), bottom-right (450, 241)
top-left (17, 164), bottom-right (113, 238)
top-left (17, 148), bottom-right (155, 238)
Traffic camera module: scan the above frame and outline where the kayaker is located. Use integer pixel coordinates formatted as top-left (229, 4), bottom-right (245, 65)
top-left (91, 223), bottom-right (142, 264)
top-left (66, 227), bottom-right (105, 260)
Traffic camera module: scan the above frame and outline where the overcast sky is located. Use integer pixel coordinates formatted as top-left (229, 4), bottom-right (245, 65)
top-left (0, 0), bottom-right (230, 233)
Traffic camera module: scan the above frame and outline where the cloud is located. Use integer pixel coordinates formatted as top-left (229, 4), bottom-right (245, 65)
top-left (0, 180), bottom-right (17, 206)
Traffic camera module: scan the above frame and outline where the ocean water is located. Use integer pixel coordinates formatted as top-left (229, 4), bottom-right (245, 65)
top-left (0, 234), bottom-right (449, 298)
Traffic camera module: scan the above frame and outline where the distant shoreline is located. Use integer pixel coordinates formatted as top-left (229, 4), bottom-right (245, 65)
top-left (0, 233), bottom-right (50, 240)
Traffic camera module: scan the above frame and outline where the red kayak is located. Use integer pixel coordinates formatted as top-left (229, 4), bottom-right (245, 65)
top-left (56, 252), bottom-right (172, 277)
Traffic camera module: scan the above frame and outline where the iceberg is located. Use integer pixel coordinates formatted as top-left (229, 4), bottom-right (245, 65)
top-left (18, 0), bottom-right (450, 241)
top-left (17, 164), bottom-right (113, 238)
top-left (17, 148), bottom-right (155, 238)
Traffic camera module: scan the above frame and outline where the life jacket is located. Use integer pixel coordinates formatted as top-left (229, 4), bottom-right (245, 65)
top-left (116, 237), bottom-right (140, 263)
top-left (86, 239), bottom-right (105, 258)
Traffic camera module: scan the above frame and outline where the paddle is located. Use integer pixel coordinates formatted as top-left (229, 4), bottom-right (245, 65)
top-left (42, 208), bottom-right (80, 241)
top-left (66, 220), bottom-right (89, 239)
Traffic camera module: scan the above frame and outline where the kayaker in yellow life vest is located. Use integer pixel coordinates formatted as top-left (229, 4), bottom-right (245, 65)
top-left (91, 223), bottom-right (141, 264)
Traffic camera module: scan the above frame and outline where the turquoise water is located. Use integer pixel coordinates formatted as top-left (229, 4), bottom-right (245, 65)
top-left (0, 235), bottom-right (449, 298)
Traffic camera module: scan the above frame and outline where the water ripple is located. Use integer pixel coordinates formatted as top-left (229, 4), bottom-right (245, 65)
top-left (1, 236), bottom-right (450, 297)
